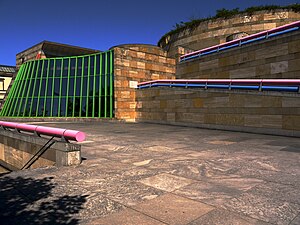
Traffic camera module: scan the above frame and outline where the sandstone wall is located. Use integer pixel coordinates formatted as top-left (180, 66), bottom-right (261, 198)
top-left (158, 10), bottom-right (300, 59)
top-left (16, 43), bottom-right (45, 69)
top-left (113, 44), bottom-right (176, 121)
top-left (177, 30), bottom-right (300, 79)
top-left (136, 88), bottom-right (300, 137)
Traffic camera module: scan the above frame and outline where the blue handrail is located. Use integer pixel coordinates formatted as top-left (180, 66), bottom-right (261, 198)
top-left (138, 82), bottom-right (300, 93)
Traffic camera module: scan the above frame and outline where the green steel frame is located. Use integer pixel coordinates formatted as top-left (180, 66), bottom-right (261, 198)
top-left (0, 50), bottom-right (114, 118)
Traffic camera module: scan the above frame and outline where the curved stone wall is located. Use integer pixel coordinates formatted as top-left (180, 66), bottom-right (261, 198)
top-left (158, 10), bottom-right (300, 59)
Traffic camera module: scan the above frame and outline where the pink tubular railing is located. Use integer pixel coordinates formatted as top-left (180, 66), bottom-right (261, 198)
top-left (0, 121), bottom-right (86, 142)
top-left (180, 20), bottom-right (300, 61)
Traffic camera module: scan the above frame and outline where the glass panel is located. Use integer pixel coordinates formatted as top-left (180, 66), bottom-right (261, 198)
top-left (82, 77), bottom-right (87, 97)
top-left (67, 97), bottom-right (73, 116)
top-left (89, 75), bottom-right (94, 95)
top-left (40, 79), bottom-right (47, 97)
top-left (48, 59), bottom-right (54, 77)
top-left (101, 55), bottom-right (106, 75)
top-left (38, 98), bottom-right (44, 116)
top-left (18, 98), bottom-right (26, 116)
top-left (52, 97), bottom-right (59, 116)
top-left (74, 96), bottom-right (80, 116)
top-left (69, 77), bottom-right (74, 97)
top-left (94, 94), bottom-right (99, 117)
top-left (63, 59), bottom-right (69, 77)
top-left (31, 98), bottom-right (38, 116)
top-left (95, 75), bottom-right (100, 96)
top-left (55, 60), bottom-right (62, 77)
top-left (90, 56), bottom-right (95, 76)
top-left (76, 77), bottom-right (81, 96)
top-left (81, 97), bottom-right (86, 116)
top-left (54, 78), bottom-right (60, 96)
top-left (42, 60), bottom-right (48, 77)
top-left (61, 78), bottom-right (68, 96)
top-left (34, 79), bottom-right (40, 97)
top-left (47, 79), bottom-right (53, 96)
top-left (24, 98), bottom-right (31, 116)
top-left (96, 54), bottom-right (101, 74)
top-left (77, 57), bottom-right (82, 75)
top-left (44, 98), bottom-right (51, 116)
top-left (70, 58), bottom-right (76, 76)
top-left (87, 96), bottom-right (93, 117)
top-left (84, 56), bottom-right (89, 75)
top-left (60, 98), bottom-right (66, 117)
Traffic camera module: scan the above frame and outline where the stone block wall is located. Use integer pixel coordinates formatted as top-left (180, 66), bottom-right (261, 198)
top-left (177, 30), bottom-right (300, 79)
top-left (136, 88), bottom-right (300, 137)
top-left (158, 10), bottom-right (300, 59)
top-left (16, 43), bottom-right (45, 69)
top-left (113, 44), bottom-right (176, 121)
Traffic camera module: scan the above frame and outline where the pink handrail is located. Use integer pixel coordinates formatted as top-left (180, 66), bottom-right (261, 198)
top-left (0, 121), bottom-right (86, 142)
top-left (180, 20), bottom-right (300, 60)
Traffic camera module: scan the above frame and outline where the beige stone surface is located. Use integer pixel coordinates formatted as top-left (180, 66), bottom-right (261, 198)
top-left (137, 88), bottom-right (300, 134)
top-left (132, 193), bottom-right (214, 225)
top-left (139, 173), bottom-right (194, 192)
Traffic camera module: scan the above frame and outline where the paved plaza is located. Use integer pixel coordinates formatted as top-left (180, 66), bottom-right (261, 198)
top-left (0, 121), bottom-right (300, 225)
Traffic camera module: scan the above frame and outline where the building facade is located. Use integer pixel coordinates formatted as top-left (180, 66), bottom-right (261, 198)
top-left (0, 65), bottom-right (15, 106)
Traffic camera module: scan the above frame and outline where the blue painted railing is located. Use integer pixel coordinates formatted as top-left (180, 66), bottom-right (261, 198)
top-left (138, 79), bottom-right (300, 93)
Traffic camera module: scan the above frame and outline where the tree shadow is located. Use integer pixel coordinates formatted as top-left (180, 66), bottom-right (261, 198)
top-left (0, 175), bottom-right (87, 225)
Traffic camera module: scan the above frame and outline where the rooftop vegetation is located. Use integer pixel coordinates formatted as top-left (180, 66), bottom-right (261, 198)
top-left (158, 4), bottom-right (300, 45)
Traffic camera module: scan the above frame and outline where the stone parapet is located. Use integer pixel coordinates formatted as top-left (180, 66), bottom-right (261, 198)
top-left (136, 88), bottom-right (300, 137)
top-left (0, 129), bottom-right (81, 171)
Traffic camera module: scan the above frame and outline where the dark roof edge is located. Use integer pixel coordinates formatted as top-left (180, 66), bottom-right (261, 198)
top-left (16, 40), bottom-right (101, 55)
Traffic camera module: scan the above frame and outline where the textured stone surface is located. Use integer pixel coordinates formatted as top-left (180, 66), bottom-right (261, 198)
top-left (132, 193), bottom-right (214, 224)
top-left (0, 121), bottom-right (299, 224)
top-left (189, 208), bottom-right (270, 225)
top-left (137, 88), bottom-right (300, 135)
top-left (139, 173), bottom-right (194, 192)
top-left (114, 44), bottom-right (175, 121)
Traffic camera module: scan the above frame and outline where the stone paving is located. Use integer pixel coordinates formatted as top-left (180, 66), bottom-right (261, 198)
top-left (0, 121), bottom-right (300, 225)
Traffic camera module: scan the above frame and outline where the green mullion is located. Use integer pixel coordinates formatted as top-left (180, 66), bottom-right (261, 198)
top-left (110, 50), bottom-right (113, 118)
top-left (7, 64), bottom-right (25, 116)
top-left (35, 60), bottom-right (45, 117)
top-left (79, 57), bottom-right (84, 117)
top-left (50, 60), bottom-right (56, 117)
top-left (86, 56), bottom-right (91, 117)
top-left (92, 55), bottom-right (96, 118)
top-left (58, 59), bottom-right (64, 117)
top-left (72, 58), bottom-right (78, 117)
top-left (13, 63), bottom-right (27, 116)
top-left (22, 61), bottom-right (36, 117)
top-left (65, 58), bottom-right (71, 117)
top-left (99, 54), bottom-right (102, 117)
top-left (28, 60), bottom-right (40, 116)
top-left (43, 59), bottom-right (51, 117)
top-left (16, 63), bottom-right (31, 116)
top-left (104, 52), bottom-right (108, 118)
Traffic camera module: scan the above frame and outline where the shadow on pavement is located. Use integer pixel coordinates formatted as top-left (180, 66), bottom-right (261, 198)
top-left (0, 175), bottom-right (87, 225)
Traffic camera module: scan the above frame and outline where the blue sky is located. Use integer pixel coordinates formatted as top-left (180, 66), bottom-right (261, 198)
top-left (0, 0), bottom-right (298, 65)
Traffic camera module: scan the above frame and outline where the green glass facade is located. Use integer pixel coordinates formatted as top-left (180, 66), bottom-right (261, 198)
top-left (0, 50), bottom-right (114, 118)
